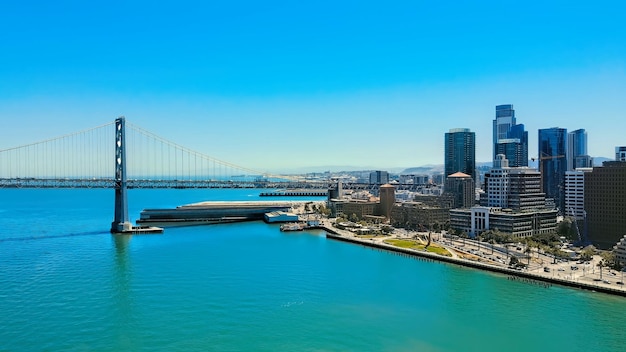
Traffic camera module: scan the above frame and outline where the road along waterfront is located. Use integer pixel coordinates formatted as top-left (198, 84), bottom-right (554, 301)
top-left (319, 221), bottom-right (626, 297)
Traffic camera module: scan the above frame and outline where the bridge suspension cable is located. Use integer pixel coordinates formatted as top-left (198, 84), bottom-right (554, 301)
top-left (0, 118), bottom-right (305, 188)
top-left (125, 122), bottom-right (271, 181)
top-left (0, 122), bottom-right (115, 181)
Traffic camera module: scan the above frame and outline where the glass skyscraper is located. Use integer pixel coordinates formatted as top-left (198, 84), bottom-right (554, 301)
top-left (567, 129), bottom-right (592, 170)
top-left (493, 104), bottom-right (528, 167)
top-left (538, 127), bottom-right (568, 214)
top-left (445, 128), bottom-right (476, 181)
top-left (615, 146), bottom-right (626, 161)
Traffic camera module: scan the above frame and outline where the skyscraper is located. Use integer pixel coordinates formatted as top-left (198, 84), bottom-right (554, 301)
top-left (616, 146), bottom-right (626, 161)
top-left (493, 104), bottom-right (528, 167)
top-left (444, 172), bottom-right (475, 209)
top-left (538, 127), bottom-right (568, 214)
top-left (445, 128), bottom-right (476, 181)
top-left (567, 129), bottom-right (593, 170)
top-left (585, 162), bottom-right (626, 249)
top-left (369, 170), bottom-right (389, 185)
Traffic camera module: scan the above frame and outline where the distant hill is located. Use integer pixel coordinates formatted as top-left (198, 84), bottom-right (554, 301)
top-left (593, 157), bottom-right (612, 166)
top-left (274, 156), bottom-right (613, 175)
top-left (401, 165), bottom-right (443, 175)
top-left (400, 156), bottom-right (614, 176)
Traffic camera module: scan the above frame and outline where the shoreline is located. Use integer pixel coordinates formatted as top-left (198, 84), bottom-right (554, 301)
top-left (319, 224), bottom-right (626, 298)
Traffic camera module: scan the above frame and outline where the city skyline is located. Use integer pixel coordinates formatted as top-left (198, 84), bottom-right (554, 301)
top-left (1, 1), bottom-right (625, 172)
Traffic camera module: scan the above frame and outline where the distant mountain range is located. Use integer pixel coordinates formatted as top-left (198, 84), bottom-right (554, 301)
top-left (273, 157), bottom-right (613, 175)
top-left (401, 157), bottom-right (612, 175)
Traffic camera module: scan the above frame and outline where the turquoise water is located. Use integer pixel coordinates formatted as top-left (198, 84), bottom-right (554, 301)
top-left (1, 189), bottom-right (624, 351)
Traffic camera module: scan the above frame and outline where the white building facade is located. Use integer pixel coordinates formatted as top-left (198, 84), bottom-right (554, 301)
top-left (565, 168), bottom-right (592, 220)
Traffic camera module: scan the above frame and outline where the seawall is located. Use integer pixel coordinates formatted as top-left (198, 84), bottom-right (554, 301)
top-left (322, 227), bottom-right (626, 298)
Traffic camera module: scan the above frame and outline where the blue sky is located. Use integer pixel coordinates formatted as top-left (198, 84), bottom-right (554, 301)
top-left (1, 1), bottom-right (625, 172)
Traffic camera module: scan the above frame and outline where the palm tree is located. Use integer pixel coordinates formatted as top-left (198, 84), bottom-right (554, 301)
top-left (525, 246), bottom-right (532, 266)
top-left (489, 239), bottom-right (496, 255)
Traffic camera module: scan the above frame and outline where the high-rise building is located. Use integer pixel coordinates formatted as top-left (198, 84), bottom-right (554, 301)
top-left (399, 174), bottom-right (429, 185)
top-left (565, 168), bottom-right (592, 221)
top-left (444, 172), bottom-right (475, 209)
top-left (444, 128), bottom-right (475, 181)
top-left (585, 162), bottom-right (626, 249)
top-left (369, 170), bottom-right (389, 185)
top-left (538, 127), bottom-right (568, 214)
top-left (493, 104), bottom-right (528, 167)
top-left (568, 129), bottom-right (593, 170)
top-left (616, 146), bottom-right (626, 161)
top-left (483, 155), bottom-right (546, 211)
top-left (450, 154), bottom-right (556, 238)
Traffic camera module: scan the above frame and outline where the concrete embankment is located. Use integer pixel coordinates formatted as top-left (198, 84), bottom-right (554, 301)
top-left (322, 227), bottom-right (626, 298)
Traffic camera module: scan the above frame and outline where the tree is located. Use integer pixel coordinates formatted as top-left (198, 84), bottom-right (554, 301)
top-left (557, 218), bottom-right (577, 241)
top-left (600, 251), bottom-right (621, 271)
top-left (525, 245), bottom-right (532, 265)
top-left (580, 245), bottom-right (596, 261)
top-left (489, 239), bottom-right (496, 254)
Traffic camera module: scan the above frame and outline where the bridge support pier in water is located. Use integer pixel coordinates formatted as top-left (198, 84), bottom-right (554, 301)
top-left (111, 116), bottom-right (162, 234)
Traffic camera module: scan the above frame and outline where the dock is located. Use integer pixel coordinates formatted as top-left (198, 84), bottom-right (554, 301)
top-left (111, 223), bottom-right (164, 235)
top-left (260, 189), bottom-right (328, 197)
top-left (137, 201), bottom-right (296, 226)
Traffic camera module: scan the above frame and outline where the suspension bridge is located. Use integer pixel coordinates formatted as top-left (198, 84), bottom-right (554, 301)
top-left (0, 117), bottom-right (327, 233)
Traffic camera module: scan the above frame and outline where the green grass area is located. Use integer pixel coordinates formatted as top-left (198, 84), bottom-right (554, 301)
top-left (384, 239), bottom-right (421, 249)
top-left (384, 239), bottom-right (452, 257)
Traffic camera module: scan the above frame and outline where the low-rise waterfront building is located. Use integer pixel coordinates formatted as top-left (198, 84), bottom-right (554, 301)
top-left (333, 199), bottom-right (378, 220)
top-left (264, 211), bottom-right (299, 223)
top-left (390, 202), bottom-right (450, 230)
top-left (450, 207), bottom-right (557, 238)
top-left (330, 184), bottom-right (396, 222)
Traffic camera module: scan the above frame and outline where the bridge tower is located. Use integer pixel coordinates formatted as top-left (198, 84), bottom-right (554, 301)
top-left (111, 116), bottom-right (132, 233)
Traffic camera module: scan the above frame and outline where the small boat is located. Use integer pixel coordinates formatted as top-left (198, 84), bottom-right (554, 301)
top-left (280, 223), bottom-right (304, 232)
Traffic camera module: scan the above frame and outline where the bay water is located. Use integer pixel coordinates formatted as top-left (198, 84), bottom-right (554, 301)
top-left (0, 189), bottom-right (624, 351)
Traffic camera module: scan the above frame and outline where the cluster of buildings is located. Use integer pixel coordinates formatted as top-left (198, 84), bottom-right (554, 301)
top-left (329, 104), bottom-right (626, 258)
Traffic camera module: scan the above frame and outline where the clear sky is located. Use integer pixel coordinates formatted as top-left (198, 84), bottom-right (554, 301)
top-left (1, 0), bottom-right (624, 173)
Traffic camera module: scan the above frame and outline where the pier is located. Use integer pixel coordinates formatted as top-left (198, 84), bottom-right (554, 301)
top-left (137, 201), bottom-right (299, 227)
top-left (260, 189), bottom-right (328, 197)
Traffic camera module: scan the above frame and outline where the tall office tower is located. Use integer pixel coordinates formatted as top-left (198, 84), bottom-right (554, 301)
top-left (585, 162), bottom-right (626, 249)
top-left (616, 146), bottom-right (626, 161)
top-left (565, 168), bottom-right (592, 221)
top-left (567, 129), bottom-right (593, 170)
top-left (369, 170), bottom-right (389, 185)
top-left (444, 172), bottom-right (475, 209)
top-left (484, 154), bottom-right (510, 208)
top-left (538, 127), bottom-right (568, 214)
top-left (483, 154), bottom-right (546, 211)
top-left (445, 128), bottom-right (476, 181)
top-left (493, 104), bottom-right (528, 167)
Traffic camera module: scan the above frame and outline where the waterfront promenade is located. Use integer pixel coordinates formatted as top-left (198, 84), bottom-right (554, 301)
top-left (316, 219), bottom-right (626, 297)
